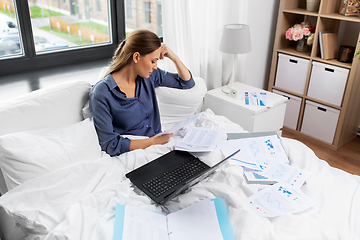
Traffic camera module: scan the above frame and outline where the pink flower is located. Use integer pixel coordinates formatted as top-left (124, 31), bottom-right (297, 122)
top-left (292, 29), bottom-right (303, 41)
top-left (302, 27), bottom-right (311, 36)
top-left (285, 22), bottom-right (316, 44)
top-left (285, 28), bottom-right (293, 40)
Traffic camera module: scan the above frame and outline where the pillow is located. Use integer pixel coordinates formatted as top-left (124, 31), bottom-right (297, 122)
top-left (156, 77), bottom-right (207, 128)
top-left (0, 119), bottom-right (102, 191)
top-left (82, 67), bottom-right (109, 119)
top-left (0, 80), bottom-right (91, 136)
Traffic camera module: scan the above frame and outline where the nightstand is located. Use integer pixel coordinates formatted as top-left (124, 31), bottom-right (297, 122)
top-left (202, 82), bottom-right (288, 133)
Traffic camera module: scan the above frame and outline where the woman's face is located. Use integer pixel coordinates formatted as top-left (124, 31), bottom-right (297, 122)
top-left (136, 47), bottom-right (162, 78)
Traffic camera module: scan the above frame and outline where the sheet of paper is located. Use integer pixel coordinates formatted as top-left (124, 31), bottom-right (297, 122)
top-left (218, 134), bottom-right (289, 170)
top-left (159, 113), bottom-right (202, 135)
top-left (244, 91), bottom-right (273, 107)
top-left (247, 183), bottom-right (314, 217)
top-left (217, 139), bottom-right (261, 170)
top-left (167, 199), bottom-right (224, 240)
top-left (257, 159), bottom-right (310, 189)
top-left (174, 127), bottom-right (223, 152)
top-left (122, 205), bottom-right (168, 240)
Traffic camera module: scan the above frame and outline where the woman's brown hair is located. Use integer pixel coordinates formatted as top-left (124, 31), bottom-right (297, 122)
top-left (104, 29), bottom-right (162, 77)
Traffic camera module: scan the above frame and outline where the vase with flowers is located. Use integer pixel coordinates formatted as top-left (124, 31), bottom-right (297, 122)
top-left (285, 22), bottom-right (315, 52)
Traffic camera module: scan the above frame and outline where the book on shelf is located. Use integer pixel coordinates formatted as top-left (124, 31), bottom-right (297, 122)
top-left (322, 33), bottom-right (338, 60)
top-left (319, 30), bottom-right (330, 59)
top-left (113, 197), bottom-right (235, 240)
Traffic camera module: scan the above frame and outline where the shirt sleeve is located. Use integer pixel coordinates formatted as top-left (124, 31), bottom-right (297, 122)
top-left (151, 68), bottom-right (195, 89)
top-left (89, 84), bottom-right (131, 156)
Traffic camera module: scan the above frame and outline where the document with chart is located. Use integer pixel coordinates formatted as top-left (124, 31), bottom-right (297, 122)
top-left (247, 183), bottom-right (314, 217)
top-left (218, 132), bottom-right (289, 170)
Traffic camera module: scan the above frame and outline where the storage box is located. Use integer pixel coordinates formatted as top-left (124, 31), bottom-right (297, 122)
top-left (273, 89), bottom-right (302, 130)
top-left (301, 100), bottom-right (340, 144)
top-left (275, 53), bottom-right (310, 95)
top-left (307, 61), bottom-right (349, 107)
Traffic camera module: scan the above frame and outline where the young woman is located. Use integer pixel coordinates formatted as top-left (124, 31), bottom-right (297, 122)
top-left (89, 29), bottom-right (194, 156)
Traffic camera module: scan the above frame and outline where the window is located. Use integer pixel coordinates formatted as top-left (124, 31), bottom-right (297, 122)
top-left (124, 0), bottom-right (162, 37)
top-left (125, 0), bottom-right (132, 20)
top-left (156, 1), bottom-right (162, 36)
top-left (144, 2), bottom-right (150, 24)
top-left (0, 0), bottom-right (125, 76)
top-left (96, 0), bottom-right (101, 12)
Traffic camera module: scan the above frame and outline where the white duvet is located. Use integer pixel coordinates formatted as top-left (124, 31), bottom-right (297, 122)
top-left (1, 110), bottom-right (360, 240)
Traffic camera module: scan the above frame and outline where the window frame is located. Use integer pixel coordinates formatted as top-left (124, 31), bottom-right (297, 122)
top-left (0, 0), bottom-right (125, 76)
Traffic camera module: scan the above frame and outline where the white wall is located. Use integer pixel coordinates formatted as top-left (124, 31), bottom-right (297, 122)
top-left (242, 0), bottom-right (280, 89)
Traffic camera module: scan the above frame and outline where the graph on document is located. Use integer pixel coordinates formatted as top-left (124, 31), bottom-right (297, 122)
top-left (248, 140), bottom-right (262, 158)
top-left (247, 138), bottom-right (279, 159)
top-left (263, 191), bottom-right (294, 212)
top-left (269, 164), bottom-right (291, 179)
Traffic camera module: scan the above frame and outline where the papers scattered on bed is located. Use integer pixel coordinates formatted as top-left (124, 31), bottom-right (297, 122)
top-left (247, 183), bottom-right (314, 217)
top-left (218, 132), bottom-right (314, 217)
top-left (218, 132), bottom-right (310, 188)
top-left (244, 91), bottom-right (273, 107)
top-left (243, 161), bottom-right (309, 188)
top-left (160, 113), bottom-right (202, 135)
top-left (174, 127), bottom-right (223, 152)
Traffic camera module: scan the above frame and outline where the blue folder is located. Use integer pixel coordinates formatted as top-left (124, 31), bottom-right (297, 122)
top-left (113, 197), bottom-right (235, 240)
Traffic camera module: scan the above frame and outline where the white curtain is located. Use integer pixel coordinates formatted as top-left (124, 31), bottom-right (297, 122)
top-left (161, 0), bottom-right (249, 90)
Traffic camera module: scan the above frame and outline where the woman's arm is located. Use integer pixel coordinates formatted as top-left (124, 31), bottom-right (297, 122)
top-left (160, 43), bottom-right (191, 81)
top-left (129, 133), bottom-right (173, 151)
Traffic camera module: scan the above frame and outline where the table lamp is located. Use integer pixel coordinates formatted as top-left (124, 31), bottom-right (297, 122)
top-left (219, 24), bottom-right (251, 96)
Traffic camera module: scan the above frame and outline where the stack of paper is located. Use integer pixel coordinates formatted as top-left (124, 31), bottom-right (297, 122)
top-left (174, 127), bottom-right (223, 152)
top-left (159, 113), bottom-right (202, 135)
top-left (244, 91), bottom-right (273, 107)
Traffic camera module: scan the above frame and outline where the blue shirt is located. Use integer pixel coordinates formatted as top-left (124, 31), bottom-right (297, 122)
top-left (89, 68), bottom-right (195, 156)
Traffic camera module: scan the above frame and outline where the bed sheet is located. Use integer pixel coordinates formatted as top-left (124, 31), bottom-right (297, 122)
top-left (0, 110), bottom-right (359, 240)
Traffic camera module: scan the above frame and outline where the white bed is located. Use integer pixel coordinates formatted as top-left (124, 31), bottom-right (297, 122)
top-left (0, 77), bottom-right (359, 240)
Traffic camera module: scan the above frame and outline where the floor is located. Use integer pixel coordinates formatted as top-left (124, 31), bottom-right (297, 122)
top-left (282, 129), bottom-right (360, 176)
top-left (0, 61), bottom-right (359, 177)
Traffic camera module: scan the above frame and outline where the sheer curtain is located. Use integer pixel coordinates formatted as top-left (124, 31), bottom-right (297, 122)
top-left (161, 0), bottom-right (249, 90)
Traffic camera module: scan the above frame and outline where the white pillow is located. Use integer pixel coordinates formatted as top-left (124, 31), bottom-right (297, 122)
top-left (0, 80), bottom-right (91, 136)
top-left (156, 77), bottom-right (207, 128)
top-left (0, 119), bottom-right (102, 190)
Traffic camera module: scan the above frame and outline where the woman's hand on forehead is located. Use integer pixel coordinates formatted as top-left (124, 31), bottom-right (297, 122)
top-left (160, 43), bottom-right (176, 60)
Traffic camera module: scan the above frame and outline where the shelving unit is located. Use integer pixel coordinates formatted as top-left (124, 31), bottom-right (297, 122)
top-left (268, 0), bottom-right (360, 150)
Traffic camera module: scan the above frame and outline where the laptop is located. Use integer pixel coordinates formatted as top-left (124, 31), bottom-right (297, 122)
top-left (125, 149), bottom-right (240, 204)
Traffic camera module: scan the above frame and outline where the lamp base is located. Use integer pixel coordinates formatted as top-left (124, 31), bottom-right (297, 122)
top-left (222, 85), bottom-right (238, 99)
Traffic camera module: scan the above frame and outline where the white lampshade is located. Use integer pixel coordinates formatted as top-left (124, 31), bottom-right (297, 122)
top-left (219, 24), bottom-right (251, 54)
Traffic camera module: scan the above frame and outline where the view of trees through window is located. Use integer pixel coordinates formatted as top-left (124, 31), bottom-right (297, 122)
top-left (0, 0), bottom-right (162, 59)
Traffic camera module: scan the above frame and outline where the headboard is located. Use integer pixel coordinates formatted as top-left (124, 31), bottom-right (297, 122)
top-left (0, 80), bottom-right (91, 195)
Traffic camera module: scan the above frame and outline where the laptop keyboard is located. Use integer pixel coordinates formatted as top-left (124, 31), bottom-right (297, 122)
top-left (142, 158), bottom-right (208, 197)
